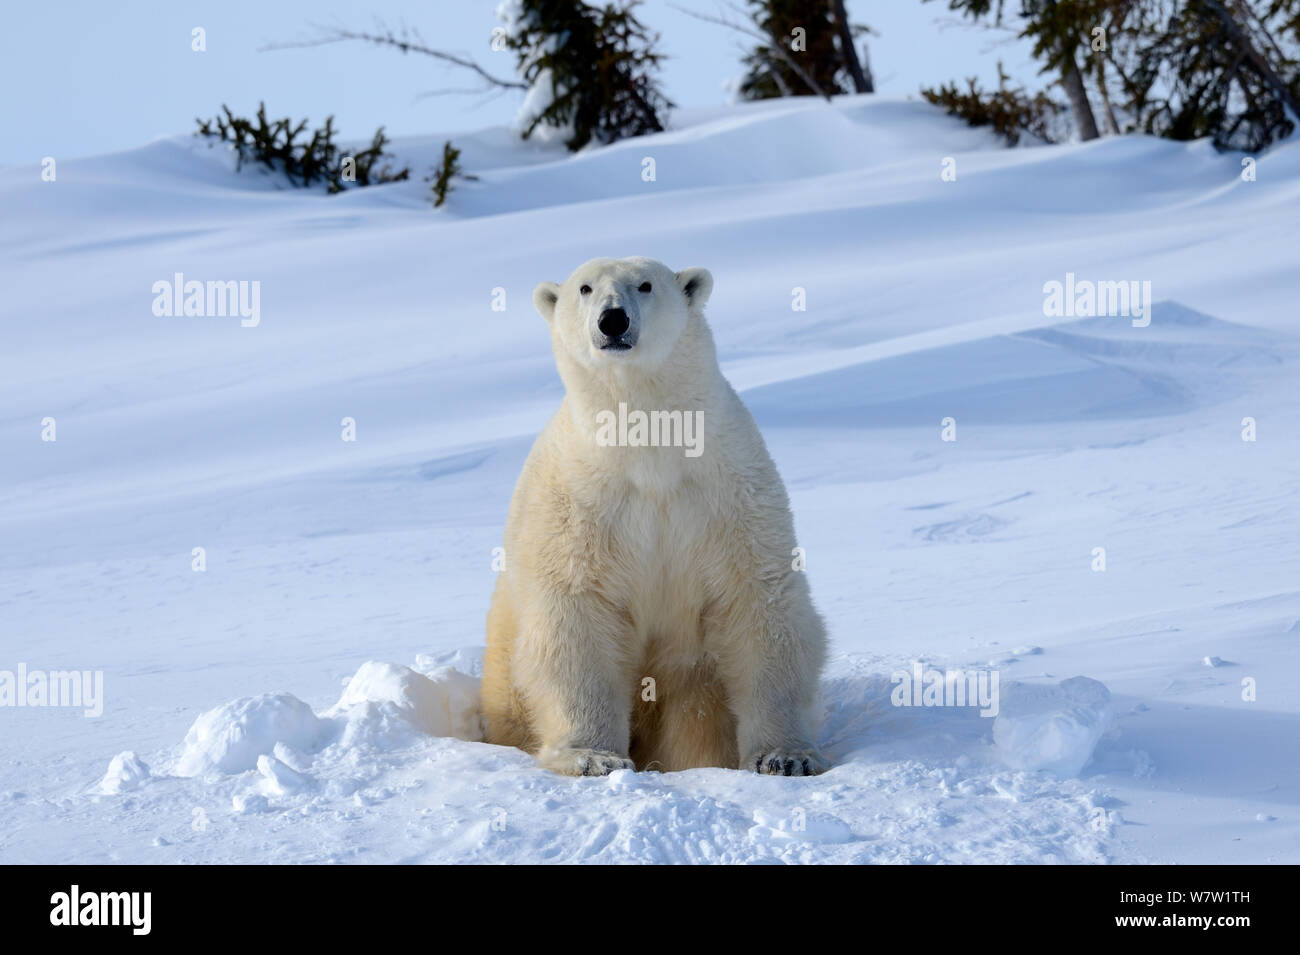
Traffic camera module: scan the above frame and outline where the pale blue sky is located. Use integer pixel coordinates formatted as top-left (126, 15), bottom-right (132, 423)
top-left (0, 1), bottom-right (1037, 166)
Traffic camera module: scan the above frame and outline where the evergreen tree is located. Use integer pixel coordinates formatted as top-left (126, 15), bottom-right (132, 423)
top-left (929, 0), bottom-right (1300, 150)
top-left (1020, 0), bottom-right (1104, 138)
top-left (831, 0), bottom-right (874, 92)
top-left (739, 1), bottom-right (843, 98)
top-left (1123, 0), bottom-right (1300, 150)
top-left (922, 63), bottom-right (1065, 143)
top-left (498, 0), bottom-right (672, 150)
top-left (195, 103), bottom-right (409, 192)
top-left (427, 140), bottom-right (478, 208)
top-left (737, 0), bottom-right (872, 98)
top-left (932, 0), bottom-right (1102, 139)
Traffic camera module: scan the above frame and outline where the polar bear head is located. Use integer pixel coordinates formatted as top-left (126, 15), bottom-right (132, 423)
top-left (532, 257), bottom-right (713, 375)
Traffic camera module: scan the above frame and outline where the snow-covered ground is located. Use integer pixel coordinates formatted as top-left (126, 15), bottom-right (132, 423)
top-left (1, 94), bottom-right (1297, 864)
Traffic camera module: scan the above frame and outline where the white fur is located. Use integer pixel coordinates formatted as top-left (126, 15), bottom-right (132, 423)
top-left (481, 257), bottom-right (828, 776)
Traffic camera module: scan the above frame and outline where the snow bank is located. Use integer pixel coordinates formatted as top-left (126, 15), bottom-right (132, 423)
top-left (173, 662), bottom-right (482, 779)
top-left (175, 693), bottom-right (330, 777)
top-left (328, 661), bottom-right (482, 742)
top-left (993, 677), bottom-right (1114, 778)
top-left (97, 751), bottom-right (151, 794)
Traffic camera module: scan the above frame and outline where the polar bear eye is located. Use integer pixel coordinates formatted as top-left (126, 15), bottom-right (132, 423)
top-left (638, 282), bottom-right (652, 293)
top-left (579, 284), bottom-right (592, 295)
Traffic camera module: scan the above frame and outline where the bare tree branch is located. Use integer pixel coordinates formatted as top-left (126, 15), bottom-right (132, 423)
top-left (413, 87), bottom-right (508, 100)
top-left (261, 22), bottom-right (527, 92)
top-left (757, 50), bottom-right (793, 97)
top-left (670, 2), bottom-right (831, 100)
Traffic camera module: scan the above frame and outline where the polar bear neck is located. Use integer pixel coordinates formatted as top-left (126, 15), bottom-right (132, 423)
top-left (560, 310), bottom-right (724, 424)
top-left (556, 310), bottom-right (732, 489)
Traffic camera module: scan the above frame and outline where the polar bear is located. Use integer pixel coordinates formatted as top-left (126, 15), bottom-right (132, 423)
top-left (481, 257), bottom-right (828, 776)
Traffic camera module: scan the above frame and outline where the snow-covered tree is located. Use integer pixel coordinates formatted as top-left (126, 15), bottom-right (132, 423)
top-left (496, 0), bottom-right (671, 150)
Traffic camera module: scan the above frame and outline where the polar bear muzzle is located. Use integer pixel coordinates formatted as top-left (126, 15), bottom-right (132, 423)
top-left (596, 307), bottom-right (636, 351)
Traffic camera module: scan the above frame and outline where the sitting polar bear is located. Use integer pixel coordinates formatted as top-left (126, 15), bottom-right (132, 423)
top-left (481, 257), bottom-right (828, 776)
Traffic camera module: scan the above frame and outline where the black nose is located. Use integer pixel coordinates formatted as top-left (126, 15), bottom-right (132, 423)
top-left (598, 307), bottom-right (630, 338)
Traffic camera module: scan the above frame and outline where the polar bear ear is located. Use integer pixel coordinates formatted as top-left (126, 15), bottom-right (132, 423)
top-left (675, 268), bottom-right (713, 309)
top-left (532, 281), bottom-right (561, 322)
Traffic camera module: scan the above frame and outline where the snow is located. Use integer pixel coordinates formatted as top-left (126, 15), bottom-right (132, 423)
top-left (993, 677), bottom-right (1114, 778)
top-left (330, 661), bottom-right (482, 741)
top-left (1, 92), bottom-right (1298, 864)
top-left (175, 692), bottom-right (329, 777)
top-left (97, 751), bottom-right (151, 795)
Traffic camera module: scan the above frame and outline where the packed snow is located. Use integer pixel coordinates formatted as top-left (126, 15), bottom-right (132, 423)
top-left (993, 677), bottom-right (1114, 778)
top-left (1, 93), bottom-right (1298, 864)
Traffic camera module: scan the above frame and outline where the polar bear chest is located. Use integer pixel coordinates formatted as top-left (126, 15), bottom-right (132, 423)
top-left (606, 476), bottom-right (732, 645)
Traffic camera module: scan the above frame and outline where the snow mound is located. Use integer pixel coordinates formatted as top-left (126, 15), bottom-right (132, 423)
top-left (328, 661), bottom-right (482, 742)
top-left (993, 677), bottom-right (1114, 778)
top-left (175, 693), bottom-right (330, 777)
top-left (81, 664), bottom-right (1123, 862)
top-left (97, 751), bottom-right (151, 794)
top-left (168, 661), bottom-right (482, 781)
top-left (445, 99), bottom-right (1005, 218)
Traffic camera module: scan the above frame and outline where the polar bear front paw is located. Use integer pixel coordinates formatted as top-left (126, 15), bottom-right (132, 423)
top-left (748, 750), bottom-right (828, 776)
top-left (540, 748), bottom-right (636, 777)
